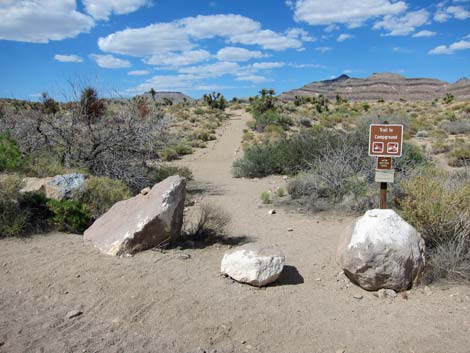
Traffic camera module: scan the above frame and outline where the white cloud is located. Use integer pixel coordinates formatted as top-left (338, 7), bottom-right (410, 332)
top-left (0, 0), bottom-right (94, 43)
top-left (216, 47), bottom-right (266, 62)
top-left (83, 0), bottom-right (150, 20)
top-left (178, 61), bottom-right (242, 78)
top-left (337, 33), bottom-right (354, 42)
top-left (289, 62), bottom-right (326, 69)
top-left (291, 0), bottom-right (407, 27)
top-left (54, 54), bottom-right (83, 63)
top-left (98, 14), bottom-right (309, 57)
top-left (251, 62), bottom-right (285, 70)
top-left (412, 30), bottom-right (437, 38)
top-left (235, 75), bottom-right (270, 83)
top-left (434, 5), bottom-right (470, 22)
top-left (373, 9), bottom-right (430, 36)
top-left (315, 46), bottom-right (332, 53)
top-left (90, 54), bottom-right (131, 68)
top-left (429, 40), bottom-right (470, 54)
top-left (98, 22), bottom-right (193, 56)
top-left (128, 70), bottom-right (150, 76)
top-left (146, 50), bottom-right (211, 67)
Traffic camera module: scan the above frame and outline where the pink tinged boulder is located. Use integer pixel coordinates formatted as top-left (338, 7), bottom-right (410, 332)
top-left (221, 245), bottom-right (285, 287)
top-left (84, 176), bottom-right (186, 256)
top-left (337, 209), bottom-right (425, 292)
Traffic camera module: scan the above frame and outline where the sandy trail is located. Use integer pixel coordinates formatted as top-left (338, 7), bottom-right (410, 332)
top-left (1, 110), bottom-right (470, 353)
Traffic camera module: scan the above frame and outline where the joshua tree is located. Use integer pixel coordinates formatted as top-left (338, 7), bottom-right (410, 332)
top-left (149, 88), bottom-right (156, 101)
top-left (203, 92), bottom-right (227, 111)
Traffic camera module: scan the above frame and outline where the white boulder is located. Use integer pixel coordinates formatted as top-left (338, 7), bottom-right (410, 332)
top-left (221, 245), bottom-right (285, 287)
top-left (337, 209), bottom-right (425, 292)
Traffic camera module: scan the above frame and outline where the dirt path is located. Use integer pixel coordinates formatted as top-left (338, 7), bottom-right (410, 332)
top-left (1, 110), bottom-right (470, 353)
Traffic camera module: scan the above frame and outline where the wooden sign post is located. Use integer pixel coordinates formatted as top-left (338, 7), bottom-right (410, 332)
top-left (368, 123), bottom-right (403, 209)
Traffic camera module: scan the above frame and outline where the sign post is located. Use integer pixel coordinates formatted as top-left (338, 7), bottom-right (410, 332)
top-left (368, 123), bottom-right (403, 209)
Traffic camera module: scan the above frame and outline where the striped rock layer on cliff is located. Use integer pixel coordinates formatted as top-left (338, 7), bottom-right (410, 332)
top-left (279, 73), bottom-right (470, 102)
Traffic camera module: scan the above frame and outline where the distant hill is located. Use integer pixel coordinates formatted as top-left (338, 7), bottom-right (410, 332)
top-left (142, 91), bottom-right (193, 103)
top-left (279, 73), bottom-right (470, 102)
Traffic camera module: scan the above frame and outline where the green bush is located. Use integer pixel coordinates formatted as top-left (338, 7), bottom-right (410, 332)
top-left (47, 199), bottom-right (92, 234)
top-left (174, 143), bottom-right (193, 156)
top-left (261, 191), bottom-right (271, 204)
top-left (252, 110), bottom-right (292, 132)
top-left (0, 175), bottom-right (27, 237)
top-left (150, 164), bottom-right (193, 184)
top-left (0, 175), bottom-right (52, 237)
top-left (0, 130), bottom-right (23, 172)
top-left (161, 147), bottom-right (179, 161)
top-left (400, 168), bottom-right (470, 282)
top-left (76, 176), bottom-right (131, 217)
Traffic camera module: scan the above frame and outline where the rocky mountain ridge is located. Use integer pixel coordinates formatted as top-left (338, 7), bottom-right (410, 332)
top-left (279, 73), bottom-right (470, 101)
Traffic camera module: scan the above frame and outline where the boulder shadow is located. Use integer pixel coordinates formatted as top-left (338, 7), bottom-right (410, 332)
top-left (172, 234), bottom-right (254, 250)
top-left (272, 265), bottom-right (304, 286)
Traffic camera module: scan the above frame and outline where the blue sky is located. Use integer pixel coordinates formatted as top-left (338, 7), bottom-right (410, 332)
top-left (0, 0), bottom-right (469, 100)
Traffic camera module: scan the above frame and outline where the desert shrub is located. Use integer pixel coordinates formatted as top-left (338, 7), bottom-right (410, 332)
top-left (261, 191), bottom-right (271, 204)
top-left (299, 117), bottom-right (312, 128)
top-left (174, 143), bottom-right (193, 156)
top-left (0, 131), bottom-right (23, 172)
top-left (0, 87), bottom-right (169, 191)
top-left (47, 199), bottom-right (92, 234)
top-left (449, 143), bottom-right (470, 167)
top-left (183, 203), bottom-right (230, 241)
top-left (250, 89), bottom-right (276, 114)
top-left (400, 168), bottom-right (470, 282)
top-left (194, 108), bottom-right (205, 115)
top-left (276, 188), bottom-right (286, 197)
top-left (76, 176), bottom-right (131, 217)
top-left (440, 120), bottom-right (470, 135)
top-left (0, 175), bottom-right (28, 237)
top-left (150, 164), bottom-right (193, 184)
top-left (0, 175), bottom-right (52, 237)
top-left (161, 147), bottom-right (179, 161)
top-left (250, 110), bottom-right (292, 132)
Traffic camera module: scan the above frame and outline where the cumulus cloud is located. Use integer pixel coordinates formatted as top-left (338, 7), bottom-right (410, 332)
top-left (90, 54), bottom-right (131, 68)
top-left (235, 75), bottom-right (270, 83)
top-left (54, 54), bottom-right (83, 62)
top-left (0, 0), bottom-right (94, 43)
top-left (373, 9), bottom-right (430, 36)
top-left (291, 0), bottom-right (407, 27)
top-left (98, 14), bottom-right (310, 57)
top-left (216, 47), bottom-right (266, 62)
top-left (412, 30), bottom-right (437, 38)
top-left (83, 0), bottom-right (151, 20)
top-left (434, 5), bottom-right (470, 22)
top-left (128, 70), bottom-right (150, 75)
top-left (337, 34), bottom-right (354, 42)
top-left (429, 40), bottom-right (470, 55)
top-left (145, 50), bottom-right (211, 67)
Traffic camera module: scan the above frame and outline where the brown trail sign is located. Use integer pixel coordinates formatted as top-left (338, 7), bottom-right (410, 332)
top-left (369, 124), bottom-right (404, 157)
top-left (369, 123), bottom-right (403, 209)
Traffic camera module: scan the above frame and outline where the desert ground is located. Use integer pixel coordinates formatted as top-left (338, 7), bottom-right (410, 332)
top-left (1, 110), bottom-right (470, 353)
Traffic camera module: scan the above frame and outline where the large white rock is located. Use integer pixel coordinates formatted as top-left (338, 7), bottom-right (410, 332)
top-left (84, 176), bottom-right (186, 256)
top-left (221, 245), bottom-right (285, 287)
top-left (337, 209), bottom-right (425, 292)
top-left (21, 173), bottom-right (85, 200)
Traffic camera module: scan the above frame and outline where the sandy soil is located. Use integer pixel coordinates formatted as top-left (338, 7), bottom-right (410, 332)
top-left (1, 110), bottom-right (470, 353)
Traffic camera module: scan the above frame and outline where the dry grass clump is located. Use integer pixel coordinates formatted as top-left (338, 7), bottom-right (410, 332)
top-left (400, 168), bottom-right (470, 282)
top-left (183, 203), bottom-right (231, 242)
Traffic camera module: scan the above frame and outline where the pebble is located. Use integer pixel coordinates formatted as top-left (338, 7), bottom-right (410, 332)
top-left (287, 228), bottom-right (294, 232)
top-left (315, 278), bottom-right (322, 281)
top-left (66, 310), bottom-right (83, 319)
top-left (179, 253), bottom-right (191, 260)
top-left (424, 286), bottom-right (433, 296)
top-left (353, 294), bottom-right (363, 300)
top-left (268, 209), bottom-right (276, 215)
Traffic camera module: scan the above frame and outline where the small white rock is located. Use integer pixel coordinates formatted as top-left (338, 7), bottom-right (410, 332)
top-left (268, 209), bottom-right (276, 215)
